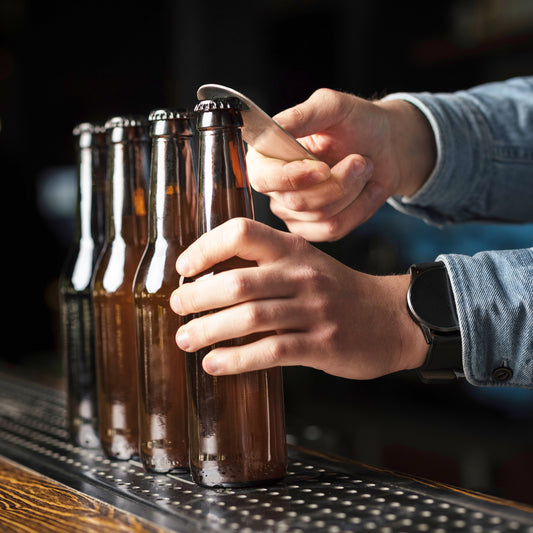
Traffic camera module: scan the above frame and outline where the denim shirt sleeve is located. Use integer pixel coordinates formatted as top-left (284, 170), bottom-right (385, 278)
top-left (438, 249), bottom-right (533, 388)
top-left (384, 76), bottom-right (533, 225)
top-left (383, 77), bottom-right (533, 388)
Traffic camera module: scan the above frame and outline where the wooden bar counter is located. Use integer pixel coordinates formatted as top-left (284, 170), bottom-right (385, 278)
top-left (1, 368), bottom-right (533, 533)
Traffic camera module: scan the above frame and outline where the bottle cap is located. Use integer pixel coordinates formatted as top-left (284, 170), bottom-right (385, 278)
top-left (105, 115), bottom-right (149, 143)
top-left (148, 108), bottom-right (194, 137)
top-left (194, 97), bottom-right (244, 112)
top-left (73, 122), bottom-right (106, 148)
top-left (195, 98), bottom-right (243, 129)
top-left (104, 115), bottom-right (147, 129)
top-left (148, 109), bottom-right (193, 121)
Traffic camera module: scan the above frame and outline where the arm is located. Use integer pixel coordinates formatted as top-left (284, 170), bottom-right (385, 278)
top-left (386, 76), bottom-right (533, 225)
top-left (170, 218), bottom-right (428, 380)
top-left (385, 77), bottom-right (533, 388)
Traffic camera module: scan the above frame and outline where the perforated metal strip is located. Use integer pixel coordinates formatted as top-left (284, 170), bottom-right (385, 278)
top-left (1, 370), bottom-right (533, 533)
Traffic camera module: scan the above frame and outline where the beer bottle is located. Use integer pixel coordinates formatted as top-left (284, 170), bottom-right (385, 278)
top-left (186, 97), bottom-right (287, 487)
top-left (133, 109), bottom-right (197, 473)
top-left (59, 122), bottom-right (107, 448)
top-left (92, 116), bottom-right (149, 460)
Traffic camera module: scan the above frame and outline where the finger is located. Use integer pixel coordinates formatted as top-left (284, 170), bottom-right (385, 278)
top-left (176, 298), bottom-right (305, 353)
top-left (170, 263), bottom-right (296, 316)
top-left (273, 88), bottom-right (351, 139)
top-left (280, 180), bottom-right (388, 242)
top-left (341, 179), bottom-right (389, 228)
top-left (201, 332), bottom-right (316, 375)
top-left (176, 218), bottom-right (293, 277)
top-left (247, 146), bottom-right (330, 194)
top-left (268, 154), bottom-right (372, 219)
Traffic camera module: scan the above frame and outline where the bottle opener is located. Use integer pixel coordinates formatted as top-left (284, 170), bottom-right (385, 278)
top-left (197, 83), bottom-right (317, 162)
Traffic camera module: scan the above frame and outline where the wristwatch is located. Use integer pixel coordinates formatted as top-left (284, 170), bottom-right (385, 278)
top-left (407, 261), bottom-right (464, 382)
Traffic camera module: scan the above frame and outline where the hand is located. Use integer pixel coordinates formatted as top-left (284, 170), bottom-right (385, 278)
top-left (170, 218), bottom-right (427, 379)
top-left (247, 89), bottom-right (436, 242)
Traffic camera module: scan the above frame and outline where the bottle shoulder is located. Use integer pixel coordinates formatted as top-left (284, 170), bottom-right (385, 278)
top-left (60, 241), bottom-right (102, 292)
top-left (134, 240), bottom-right (185, 297)
top-left (92, 239), bottom-right (145, 296)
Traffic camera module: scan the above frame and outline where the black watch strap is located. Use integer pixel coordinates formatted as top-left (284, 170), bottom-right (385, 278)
top-left (407, 262), bottom-right (464, 383)
top-left (418, 334), bottom-right (464, 382)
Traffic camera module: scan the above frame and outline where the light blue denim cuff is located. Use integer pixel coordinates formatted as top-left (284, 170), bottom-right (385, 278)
top-left (438, 249), bottom-right (533, 389)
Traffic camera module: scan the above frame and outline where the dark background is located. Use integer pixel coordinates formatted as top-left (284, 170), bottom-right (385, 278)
top-left (2, 0), bottom-right (533, 504)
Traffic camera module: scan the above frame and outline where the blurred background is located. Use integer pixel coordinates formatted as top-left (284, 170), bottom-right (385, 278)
top-left (1, 0), bottom-right (533, 504)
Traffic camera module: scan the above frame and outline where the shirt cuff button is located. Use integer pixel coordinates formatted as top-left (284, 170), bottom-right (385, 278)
top-left (491, 367), bottom-right (513, 382)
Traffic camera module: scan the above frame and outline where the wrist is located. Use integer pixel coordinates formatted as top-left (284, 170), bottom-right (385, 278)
top-left (376, 98), bottom-right (437, 197)
top-left (381, 274), bottom-right (430, 373)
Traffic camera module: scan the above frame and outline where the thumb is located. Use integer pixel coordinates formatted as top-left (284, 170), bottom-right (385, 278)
top-left (273, 88), bottom-right (351, 139)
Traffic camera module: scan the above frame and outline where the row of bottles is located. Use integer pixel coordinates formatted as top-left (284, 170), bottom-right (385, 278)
top-left (59, 98), bottom-right (287, 487)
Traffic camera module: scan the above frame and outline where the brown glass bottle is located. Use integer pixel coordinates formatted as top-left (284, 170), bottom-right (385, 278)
top-left (92, 116), bottom-right (149, 460)
top-left (133, 109), bottom-right (197, 473)
top-left (186, 97), bottom-right (287, 487)
top-left (59, 123), bottom-right (107, 448)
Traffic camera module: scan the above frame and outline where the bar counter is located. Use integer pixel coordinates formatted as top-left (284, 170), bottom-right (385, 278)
top-left (1, 368), bottom-right (533, 533)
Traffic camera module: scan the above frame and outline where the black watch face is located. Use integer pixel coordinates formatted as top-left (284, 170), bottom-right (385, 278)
top-left (408, 267), bottom-right (459, 332)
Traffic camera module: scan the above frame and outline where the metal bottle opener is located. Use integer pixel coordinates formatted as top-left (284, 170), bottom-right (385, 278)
top-left (197, 83), bottom-right (317, 162)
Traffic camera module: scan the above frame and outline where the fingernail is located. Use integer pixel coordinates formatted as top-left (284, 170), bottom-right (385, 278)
top-left (170, 293), bottom-right (182, 314)
top-left (310, 168), bottom-right (330, 182)
top-left (203, 354), bottom-right (222, 375)
top-left (176, 253), bottom-right (190, 275)
top-left (352, 157), bottom-right (367, 176)
top-left (176, 329), bottom-right (191, 351)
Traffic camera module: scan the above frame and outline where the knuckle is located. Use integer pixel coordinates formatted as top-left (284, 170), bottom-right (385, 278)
top-left (319, 322), bottom-right (342, 349)
top-left (292, 264), bottom-right (328, 295)
top-left (321, 217), bottom-right (346, 242)
top-left (268, 198), bottom-right (286, 219)
top-left (313, 206), bottom-right (335, 221)
top-left (194, 237), bottom-right (211, 266)
top-left (249, 173), bottom-right (267, 193)
top-left (264, 339), bottom-right (286, 367)
top-left (228, 217), bottom-right (255, 242)
top-left (188, 286), bottom-right (207, 313)
top-left (282, 193), bottom-right (309, 212)
top-left (231, 350), bottom-right (246, 373)
top-left (225, 271), bottom-right (249, 300)
top-left (286, 104), bottom-right (306, 125)
top-left (309, 291), bottom-right (331, 314)
top-left (313, 87), bottom-right (335, 99)
top-left (242, 303), bottom-right (261, 329)
top-left (311, 88), bottom-right (350, 117)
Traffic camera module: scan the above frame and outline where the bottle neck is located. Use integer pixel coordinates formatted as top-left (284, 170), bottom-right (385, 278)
top-left (197, 126), bottom-right (253, 236)
top-left (149, 135), bottom-right (196, 245)
top-left (91, 144), bottom-right (107, 246)
top-left (75, 144), bottom-right (107, 245)
top-left (107, 140), bottom-right (149, 246)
